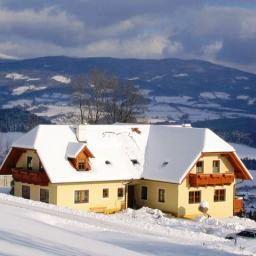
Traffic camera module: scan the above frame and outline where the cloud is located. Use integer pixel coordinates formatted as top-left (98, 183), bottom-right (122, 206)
top-left (0, 1), bottom-right (255, 72)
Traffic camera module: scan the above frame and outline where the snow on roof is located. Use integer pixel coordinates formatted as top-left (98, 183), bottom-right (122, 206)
top-left (66, 142), bottom-right (86, 158)
top-left (11, 124), bottom-right (239, 184)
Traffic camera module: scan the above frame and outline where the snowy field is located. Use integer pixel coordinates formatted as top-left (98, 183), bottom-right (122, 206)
top-left (231, 143), bottom-right (256, 159)
top-left (0, 191), bottom-right (255, 256)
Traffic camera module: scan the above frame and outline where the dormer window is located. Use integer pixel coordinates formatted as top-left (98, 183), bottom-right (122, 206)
top-left (131, 159), bottom-right (139, 165)
top-left (78, 160), bottom-right (85, 170)
top-left (66, 143), bottom-right (94, 172)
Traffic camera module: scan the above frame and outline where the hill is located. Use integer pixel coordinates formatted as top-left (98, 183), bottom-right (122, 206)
top-left (0, 108), bottom-right (51, 132)
top-left (0, 56), bottom-right (256, 124)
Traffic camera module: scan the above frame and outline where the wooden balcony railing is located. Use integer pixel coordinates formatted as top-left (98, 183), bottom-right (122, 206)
top-left (12, 168), bottom-right (49, 186)
top-left (234, 197), bottom-right (244, 215)
top-left (189, 173), bottom-right (234, 187)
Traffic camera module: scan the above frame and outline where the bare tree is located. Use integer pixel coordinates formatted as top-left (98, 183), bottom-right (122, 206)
top-left (71, 75), bottom-right (87, 124)
top-left (0, 133), bottom-right (11, 164)
top-left (105, 79), bottom-right (143, 123)
top-left (72, 70), bottom-right (145, 124)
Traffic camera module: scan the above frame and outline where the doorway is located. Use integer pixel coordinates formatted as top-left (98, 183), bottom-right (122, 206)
top-left (128, 185), bottom-right (136, 208)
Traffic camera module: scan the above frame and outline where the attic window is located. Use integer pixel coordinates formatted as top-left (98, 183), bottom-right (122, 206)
top-left (131, 128), bottom-right (141, 134)
top-left (78, 160), bottom-right (85, 170)
top-left (105, 160), bottom-right (111, 165)
top-left (162, 161), bottom-right (168, 167)
top-left (131, 159), bottom-right (139, 165)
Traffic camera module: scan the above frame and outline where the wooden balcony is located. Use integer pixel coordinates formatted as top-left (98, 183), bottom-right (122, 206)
top-left (189, 173), bottom-right (234, 187)
top-left (234, 197), bottom-right (244, 215)
top-left (12, 168), bottom-right (49, 186)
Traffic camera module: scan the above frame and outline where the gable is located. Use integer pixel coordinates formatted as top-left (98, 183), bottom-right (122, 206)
top-left (183, 152), bottom-right (252, 183)
top-left (0, 147), bottom-right (26, 174)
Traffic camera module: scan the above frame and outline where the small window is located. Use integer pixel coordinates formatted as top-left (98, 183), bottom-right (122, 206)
top-left (213, 160), bottom-right (220, 173)
top-left (22, 185), bottom-right (30, 199)
top-left (189, 191), bottom-right (201, 204)
top-left (131, 159), bottom-right (139, 165)
top-left (214, 189), bottom-right (226, 202)
top-left (117, 187), bottom-right (124, 198)
top-left (105, 160), bottom-right (111, 165)
top-left (141, 186), bottom-right (148, 200)
top-left (162, 161), bottom-right (168, 167)
top-left (74, 190), bottom-right (89, 203)
top-left (27, 156), bottom-right (33, 170)
top-left (196, 161), bottom-right (204, 173)
top-left (40, 189), bottom-right (49, 203)
top-left (78, 160), bottom-right (85, 170)
top-left (158, 189), bottom-right (165, 203)
top-left (103, 188), bottom-right (109, 198)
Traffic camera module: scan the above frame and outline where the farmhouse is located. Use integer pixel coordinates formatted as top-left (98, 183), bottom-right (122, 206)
top-left (0, 124), bottom-right (252, 218)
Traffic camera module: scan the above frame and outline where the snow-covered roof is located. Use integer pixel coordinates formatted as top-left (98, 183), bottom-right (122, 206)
top-left (10, 124), bottom-right (246, 184)
top-left (66, 142), bottom-right (86, 158)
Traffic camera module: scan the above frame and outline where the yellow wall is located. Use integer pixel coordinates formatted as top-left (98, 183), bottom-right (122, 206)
top-left (177, 154), bottom-right (235, 218)
top-left (16, 150), bottom-right (40, 170)
top-left (132, 154), bottom-right (236, 218)
top-left (177, 179), bottom-right (234, 218)
top-left (14, 181), bottom-right (57, 204)
top-left (14, 180), bottom-right (126, 213)
top-left (56, 181), bottom-right (127, 212)
top-left (190, 154), bottom-right (234, 175)
top-left (134, 180), bottom-right (179, 215)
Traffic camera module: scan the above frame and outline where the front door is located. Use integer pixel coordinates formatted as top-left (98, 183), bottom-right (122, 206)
top-left (128, 185), bottom-right (135, 208)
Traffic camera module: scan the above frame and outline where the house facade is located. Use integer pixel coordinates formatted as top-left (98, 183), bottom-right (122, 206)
top-left (0, 124), bottom-right (252, 218)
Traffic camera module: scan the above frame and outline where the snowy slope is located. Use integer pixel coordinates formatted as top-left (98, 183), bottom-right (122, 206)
top-left (231, 143), bottom-right (256, 159)
top-left (0, 191), bottom-right (255, 256)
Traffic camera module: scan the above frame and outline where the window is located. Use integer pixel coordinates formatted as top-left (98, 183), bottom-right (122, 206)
top-left (214, 189), bottom-right (226, 202)
top-left (27, 156), bottom-right (33, 170)
top-left (74, 190), bottom-right (89, 203)
top-left (141, 186), bottom-right (148, 200)
top-left (103, 188), bottom-right (109, 198)
top-left (117, 187), bottom-right (124, 198)
top-left (162, 161), bottom-right (168, 167)
top-left (39, 161), bottom-right (44, 172)
top-left (196, 161), bottom-right (204, 173)
top-left (22, 185), bottom-right (30, 199)
top-left (40, 189), bottom-right (49, 203)
top-left (189, 191), bottom-right (201, 204)
top-left (78, 160), bottom-right (85, 170)
top-left (131, 159), bottom-right (139, 165)
top-left (213, 160), bottom-right (220, 173)
top-left (158, 189), bottom-right (165, 203)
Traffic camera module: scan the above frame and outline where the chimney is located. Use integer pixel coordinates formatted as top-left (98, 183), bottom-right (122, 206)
top-left (76, 124), bottom-right (87, 142)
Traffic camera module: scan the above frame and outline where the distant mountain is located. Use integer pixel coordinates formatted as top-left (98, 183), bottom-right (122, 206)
top-left (0, 108), bottom-right (51, 132)
top-left (193, 118), bottom-right (256, 148)
top-left (0, 56), bottom-right (256, 124)
top-left (0, 53), bottom-right (18, 61)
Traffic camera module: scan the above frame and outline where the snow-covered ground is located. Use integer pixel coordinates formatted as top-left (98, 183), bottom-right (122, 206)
top-left (12, 85), bottom-right (47, 95)
top-left (51, 75), bottom-right (71, 84)
top-left (0, 190), bottom-right (255, 256)
top-left (5, 73), bottom-right (39, 81)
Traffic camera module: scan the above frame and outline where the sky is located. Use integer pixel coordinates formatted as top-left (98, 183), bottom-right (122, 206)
top-left (0, 0), bottom-right (256, 73)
